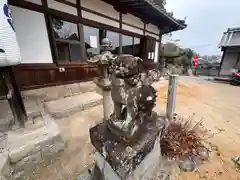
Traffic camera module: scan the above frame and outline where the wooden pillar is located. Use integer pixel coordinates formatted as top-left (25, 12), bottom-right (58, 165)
top-left (119, 12), bottom-right (123, 54)
top-left (77, 0), bottom-right (87, 60)
top-left (158, 32), bottom-right (165, 76)
top-left (0, 67), bottom-right (27, 127)
top-left (42, 0), bottom-right (59, 64)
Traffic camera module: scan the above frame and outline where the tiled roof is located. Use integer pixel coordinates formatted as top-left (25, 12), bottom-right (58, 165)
top-left (219, 28), bottom-right (240, 47)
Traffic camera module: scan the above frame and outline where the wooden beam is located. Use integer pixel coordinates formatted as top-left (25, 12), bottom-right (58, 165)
top-left (9, 0), bottom-right (46, 13)
top-left (143, 23), bottom-right (146, 36)
top-left (81, 7), bottom-right (119, 23)
top-left (9, 0), bottom-right (145, 38)
top-left (1, 67), bottom-right (27, 127)
top-left (77, 0), bottom-right (87, 60)
top-left (55, 0), bottom-right (76, 7)
top-left (119, 12), bottom-right (123, 54)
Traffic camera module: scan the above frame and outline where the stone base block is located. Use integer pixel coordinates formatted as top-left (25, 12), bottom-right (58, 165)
top-left (0, 115), bottom-right (65, 180)
top-left (95, 137), bottom-right (161, 180)
top-left (89, 119), bottom-right (166, 179)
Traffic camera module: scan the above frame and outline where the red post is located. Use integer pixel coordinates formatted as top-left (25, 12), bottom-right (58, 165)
top-left (194, 56), bottom-right (198, 67)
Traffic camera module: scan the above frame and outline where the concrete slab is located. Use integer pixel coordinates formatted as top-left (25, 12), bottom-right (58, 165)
top-left (0, 100), bottom-right (12, 132)
top-left (0, 115), bottom-right (65, 179)
top-left (0, 98), bottom-right (43, 132)
top-left (44, 92), bottom-right (103, 119)
top-left (214, 76), bottom-right (231, 82)
top-left (22, 81), bottom-right (96, 102)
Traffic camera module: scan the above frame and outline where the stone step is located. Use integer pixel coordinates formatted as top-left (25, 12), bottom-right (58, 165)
top-left (44, 92), bottom-right (103, 119)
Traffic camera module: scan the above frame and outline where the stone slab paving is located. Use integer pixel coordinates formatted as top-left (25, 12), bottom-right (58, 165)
top-left (22, 81), bottom-right (97, 102)
top-left (0, 115), bottom-right (65, 180)
top-left (44, 92), bottom-right (103, 119)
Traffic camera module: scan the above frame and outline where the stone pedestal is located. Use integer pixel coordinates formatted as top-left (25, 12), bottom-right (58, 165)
top-left (94, 78), bottom-right (112, 120)
top-left (89, 119), bottom-right (165, 180)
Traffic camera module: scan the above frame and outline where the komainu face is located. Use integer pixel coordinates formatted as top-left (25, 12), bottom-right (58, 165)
top-left (110, 54), bottom-right (140, 78)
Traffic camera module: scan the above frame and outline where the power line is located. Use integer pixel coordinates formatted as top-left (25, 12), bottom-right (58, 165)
top-left (191, 44), bottom-right (216, 48)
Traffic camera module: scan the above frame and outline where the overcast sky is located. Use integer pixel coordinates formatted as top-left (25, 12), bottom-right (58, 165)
top-left (165, 0), bottom-right (240, 55)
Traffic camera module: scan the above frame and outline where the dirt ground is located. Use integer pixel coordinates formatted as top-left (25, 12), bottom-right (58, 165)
top-left (30, 76), bottom-right (240, 180)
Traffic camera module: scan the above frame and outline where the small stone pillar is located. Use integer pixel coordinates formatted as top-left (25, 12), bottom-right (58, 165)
top-left (166, 74), bottom-right (178, 119)
top-left (95, 77), bottom-right (112, 120)
top-left (87, 38), bottom-right (116, 120)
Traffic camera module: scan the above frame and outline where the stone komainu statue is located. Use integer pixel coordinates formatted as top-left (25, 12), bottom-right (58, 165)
top-left (108, 54), bottom-right (157, 141)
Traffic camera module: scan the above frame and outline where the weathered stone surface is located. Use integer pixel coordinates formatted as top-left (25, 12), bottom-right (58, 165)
top-left (14, 151), bottom-right (43, 172)
top-left (129, 139), bottom-right (161, 180)
top-left (3, 116), bottom-right (65, 180)
top-left (22, 81), bottom-right (96, 102)
top-left (41, 141), bottom-right (65, 161)
top-left (93, 138), bottom-right (161, 180)
top-left (155, 157), bottom-right (179, 180)
top-left (78, 171), bottom-right (92, 180)
top-left (12, 170), bottom-right (24, 180)
top-left (0, 176), bottom-right (7, 180)
top-left (9, 143), bottom-right (41, 163)
top-left (0, 100), bottom-right (13, 132)
top-left (44, 92), bottom-right (103, 118)
top-left (0, 153), bottom-right (13, 178)
top-left (90, 119), bottom-right (164, 179)
top-left (78, 165), bottom-right (103, 180)
top-left (0, 133), bottom-right (7, 151)
top-left (95, 152), bottom-right (121, 180)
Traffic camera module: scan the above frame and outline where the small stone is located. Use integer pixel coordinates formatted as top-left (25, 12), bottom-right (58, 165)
top-left (178, 158), bottom-right (196, 172)
top-left (0, 153), bottom-right (12, 177)
top-left (199, 174), bottom-right (208, 179)
top-left (197, 147), bottom-right (210, 161)
top-left (231, 156), bottom-right (240, 166)
top-left (210, 144), bottom-right (219, 151)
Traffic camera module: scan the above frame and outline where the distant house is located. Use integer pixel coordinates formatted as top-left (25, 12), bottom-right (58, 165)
top-left (219, 27), bottom-right (240, 76)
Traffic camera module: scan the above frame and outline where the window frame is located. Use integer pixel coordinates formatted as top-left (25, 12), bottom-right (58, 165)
top-left (51, 17), bottom-right (84, 64)
top-left (47, 6), bottom-right (144, 65)
top-left (121, 33), bottom-right (141, 56)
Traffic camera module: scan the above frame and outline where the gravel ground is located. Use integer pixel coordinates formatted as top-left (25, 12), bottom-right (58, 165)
top-left (30, 76), bottom-right (240, 180)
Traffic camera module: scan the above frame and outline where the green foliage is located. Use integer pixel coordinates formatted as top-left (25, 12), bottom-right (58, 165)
top-left (161, 43), bottom-right (197, 68)
top-left (161, 43), bottom-right (182, 58)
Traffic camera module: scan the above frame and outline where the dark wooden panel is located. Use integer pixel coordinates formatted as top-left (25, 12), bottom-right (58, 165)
top-left (139, 36), bottom-right (157, 71)
top-left (13, 63), bottom-right (99, 90)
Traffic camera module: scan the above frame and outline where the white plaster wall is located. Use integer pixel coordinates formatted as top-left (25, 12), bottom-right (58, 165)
top-left (220, 51), bottom-right (238, 76)
top-left (81, 0), bottom-right (119, 20)
top-left (154, 42), bottom-right (159, 63)
top-left (82, 10), bottom-right (119, 28)
top-left (47, 0), bottom-right (77, 16)
top-left (66, 0), bottom-right (76, 4)
top-left (145, 32), bottom-right (159, 40)
top-left (122, 24), bottom-right (143, 35)
top-left (11, 6), bottom-right (53, 63)
top-left (24, 0), bottom-right (42, 5)
top-left (122, 13), bottom-right (144, 29)
top-left (146, 23), bottom-right (159, 35)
